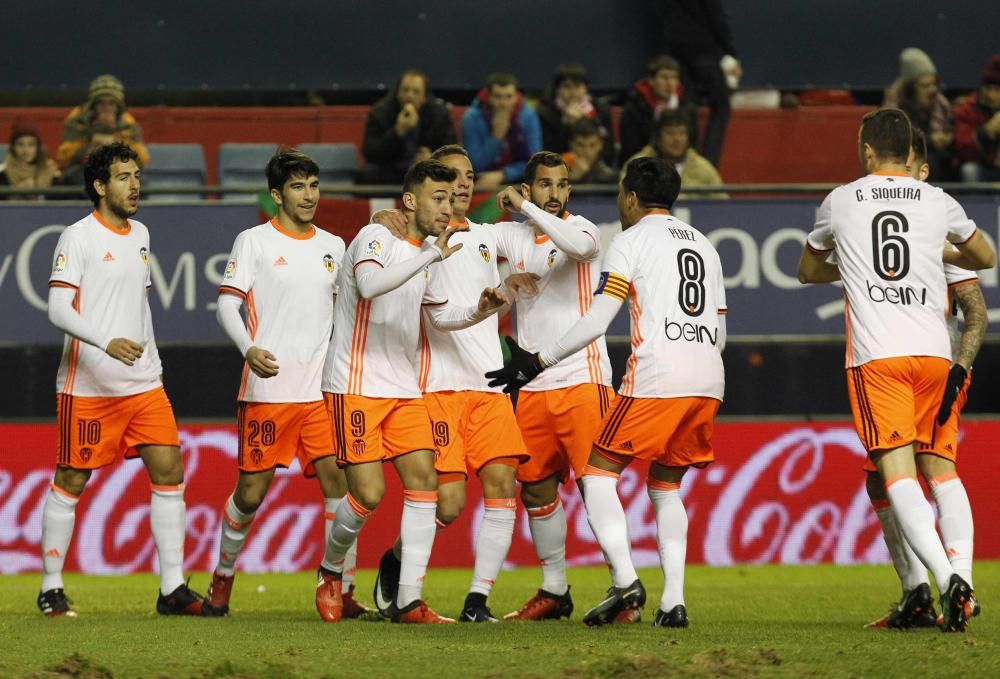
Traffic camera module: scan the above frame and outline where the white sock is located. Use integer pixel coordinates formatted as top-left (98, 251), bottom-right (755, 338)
top-left (886, 477), bottom-right (954, 594)
top-left (873, 500), bottom-right (927, 593)
top-left (41, 484), bottom-right (79, 593)
top-left (322, 497), bottom-right (359, 589)
top-left (397, 490), bottom-right (438, 608)
top-left (528, 498), bottom-right (568, 596)
top-left (323, 494), bottom-right (371, 574)
top-left (216, 494), bottom-right (255, 577)
top-left (580, 469), bottom-right (638, 588)
top-left (930, 475), bottom-right (974, 588)
top-left (469, 498), bottom-right (516, 596)
top-left (648, 481), bottom-right (687, 611)
top-left (151, 484), bottom-right (187, 595)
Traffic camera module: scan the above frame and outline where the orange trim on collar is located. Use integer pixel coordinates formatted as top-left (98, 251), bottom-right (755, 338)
top-left (534, 235), bottom-right (550, 244)
top-left (871, 171), bottom-right (909, 177)
top-left (449, 219), bottom-right (469, 227)
top-left (91, 210), bottom-right (131, 235)
top-left (270, 217), bottom-right (315, 240)
top-left (561, 211), bottom-right (570, 221)
top-left (405, 236), bottom-right (423, 247)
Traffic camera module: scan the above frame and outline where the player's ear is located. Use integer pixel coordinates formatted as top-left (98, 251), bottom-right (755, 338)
top-left (93, 179), bottom-right (106, 199)
top-left (402, 191), bottom-right (416, 211)
top-left (270, 187), bottom-right (283, 207)
top-left (519, 183), bottom-right (530, 199)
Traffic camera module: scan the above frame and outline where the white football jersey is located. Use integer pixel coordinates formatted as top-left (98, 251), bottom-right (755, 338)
top-left (47, 211), bottom-right (163, 398)
top-left (807, 174), bottom-right (978, 367)
top-left (419, 219), bottom-right (503, 393)
top-left (493, 213), bottom-right (612, 391)
top-left (323, 224), bottom-right (446, 398)
top-left (598, 213), bottom-right (726, 399)
top-left (220, 219), bottom-right (345, 403)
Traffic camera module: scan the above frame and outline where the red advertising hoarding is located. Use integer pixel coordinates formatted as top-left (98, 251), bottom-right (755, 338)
top-left (2, 421), bottom-right (997, 574)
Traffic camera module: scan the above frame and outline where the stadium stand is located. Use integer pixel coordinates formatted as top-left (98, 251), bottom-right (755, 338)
top-left (297, 143), bottom-right (359, 184)
top-left (141, 143), bottom-right (207, 201)
top-left (217, 142), bottom-right (278, 201)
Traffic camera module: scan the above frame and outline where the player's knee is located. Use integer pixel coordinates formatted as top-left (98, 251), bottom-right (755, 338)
top-left (54, 466), bottom-right (91, 496)
top-left (482, 476), bottom-right (516, 501)
top-left (234, 483), bottom-right (269, 513)
top-left (145, 448), bottom-right (185, 487)
top-left (520, 482), bottom-right (557, 509)
top-left (351, 485), bottom-right (384, 511)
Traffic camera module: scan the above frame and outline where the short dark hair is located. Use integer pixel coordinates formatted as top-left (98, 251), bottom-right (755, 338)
top-left (398, 69), bottom-right (429, 91)
top-left (568, 118), bottom-right (602, 142)
top-left (84, 142), bottom-right (139, 207)
top-left (430, 144), bottom-right (469, 161)
top-left (552, 63), bottom-right (589, 90)
top-left (647, 54), bottom-right (681, 77)
top-left (652, 108), bottom-right (690, 137)
top-left (910, 127), bottom-right (928, 165)
top-left (487, 72), bottom-right (518, 90)
top-left (266, 148), bottom-right (320, 192)
top-left (403, 160), bottom-right (458, 194)
top-left (621, 157), bottom-right (681, 210)
top-left (523, 151), bottom-right (568, 184)
top-left (861, 108), bottom-right (912, 163)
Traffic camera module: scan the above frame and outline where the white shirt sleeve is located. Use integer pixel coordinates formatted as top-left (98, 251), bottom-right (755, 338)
top-left (216, 292), bottom-right (255, 357)
top-left (943, 193), bottom-right (979, 244)
top-left (355, 245), bottom-right (441, 299)
top-left (538, 293), bottom-right (621, 367)
top-left (520, 202), bottom-right (599, 261)
top-left (48, 285), bottom-right (112, 350)
top-left (806, 193), bottom-right (835, 252)
top-left (220, 231), bottom-right (258, 297)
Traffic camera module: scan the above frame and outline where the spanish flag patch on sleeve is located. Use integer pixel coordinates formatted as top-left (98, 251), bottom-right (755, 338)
top-left (595, 272), bottom-right (629, 301)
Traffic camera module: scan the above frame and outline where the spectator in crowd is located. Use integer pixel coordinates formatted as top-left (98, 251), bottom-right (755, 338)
top-left (654, 0), bottom-right (740, 166)
top-left (622, 108), bottom-right (725, 199)
top-left (57, 75), bottom-right (149, 186)
top-left (462, 72), bottom-right (541, 190)
top-left (620, 55), bottom-right (697, 162)
top-left (537, 63), bottom-right (615, 167)
top-left (883, 48), bottom-right (956, 181)
top-left (954, 55), bottom-right (1000, 182)
top-left (562, 118), bottom-right (618, 184)
top-left (357, 70), bottom-right (457, 185)
top-left (0, 119), bottom-right (60, 201)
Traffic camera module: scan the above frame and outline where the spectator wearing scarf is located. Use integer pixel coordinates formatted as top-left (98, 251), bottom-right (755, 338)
top-left (538, 63), bottom-right (616, 167)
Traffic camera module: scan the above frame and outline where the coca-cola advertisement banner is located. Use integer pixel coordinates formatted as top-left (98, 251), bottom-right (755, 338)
top-left (3, 420), bottom-right (998, 574)
top-left (2, 199), bottom-right (997, 343)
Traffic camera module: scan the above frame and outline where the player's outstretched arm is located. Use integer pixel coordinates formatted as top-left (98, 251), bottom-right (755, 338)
top-left (356, 228), bottom-right (463, 299)
top-left (425, 287), bottom-right (511, 331)
top-left (944, 231), bottom-right (997, 271)
top-left (497, 186), bottom-right (598, 260)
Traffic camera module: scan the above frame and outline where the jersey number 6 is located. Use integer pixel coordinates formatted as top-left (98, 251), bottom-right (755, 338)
top-left (871, 211), bottom-right (910, 281)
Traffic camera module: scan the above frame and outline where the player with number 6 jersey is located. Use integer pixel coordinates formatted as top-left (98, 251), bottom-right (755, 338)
top-left (798, 108), bottom-right (995, 633)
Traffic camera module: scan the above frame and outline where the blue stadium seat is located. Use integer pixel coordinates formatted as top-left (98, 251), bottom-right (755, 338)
top-left (143, 143), bottom-right (207, 202)
top-left (218, 143), bottom-right (279, 202)
top-left (296, 143), bottom-right (359, 185)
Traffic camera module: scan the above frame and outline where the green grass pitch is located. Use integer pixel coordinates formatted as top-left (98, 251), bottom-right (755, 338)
top-left (1, 564), bottom-right (996, 678)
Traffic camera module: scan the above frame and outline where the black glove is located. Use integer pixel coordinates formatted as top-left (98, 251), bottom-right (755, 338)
top-left (936, 364), bottom-right (968, 425)
top-left (485, 336), bottom-right (545, 394)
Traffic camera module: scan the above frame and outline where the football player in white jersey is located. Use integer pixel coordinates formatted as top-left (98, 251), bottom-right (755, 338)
top-left (40, 142), bottom-right (201, 617)
top-left (370, 145), bottom-right (531, 623)
top-left (319, 160), bottom-right (509, 624)
top-left (202, 149), bottom-right (373, 620)
top-left (853, 131), bottom-right (986, 629)
top-left (488, 157), bottom-right (728, 627)
top-left (488, 152), bottom-right (615, 622)
top-left (798, 108), bottom-right (995, 632)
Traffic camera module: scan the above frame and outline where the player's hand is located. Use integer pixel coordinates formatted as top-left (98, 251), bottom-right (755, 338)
top-left (485, 336), bottom-right (545, 394)
top-left (105, 338), bottom-right (143, 366)
top-left (504, 272), bottom-right (541, 300)
top-left (395, 103), bottom-right (419, 135)
top-left (246, 346), bottom-right (279, 378)
top-left (477, 287), bottom-right (510, 314)
top-left (414, 145), bottom-right (432, 162)
top-left (434, 225), bottom-right (464, 260)
top-left (986, 112), bottom-right (1000, 138)
top-left (569, 155), bottom-right (591, 181)
top-left (372, 208), bottom-right (408, 240)
top-left (496, 186), bottom-right (525, 212)
top-left (936, 363), bottom-right (968, 425)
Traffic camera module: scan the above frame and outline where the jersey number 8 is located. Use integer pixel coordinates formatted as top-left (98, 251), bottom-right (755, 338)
top-left (871, 211), bottom-right (910, 281)
top-left (677, 249), bottom-right (706, 317)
